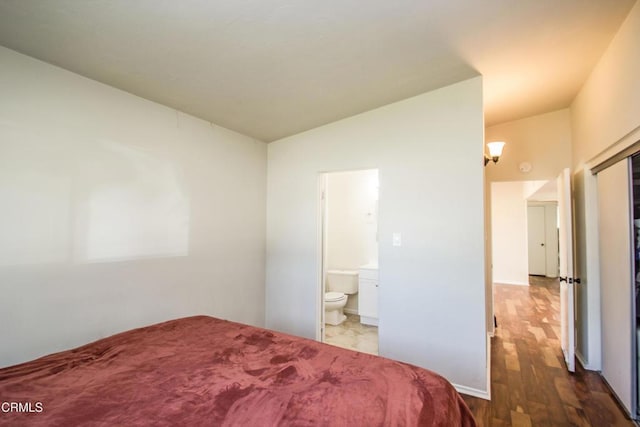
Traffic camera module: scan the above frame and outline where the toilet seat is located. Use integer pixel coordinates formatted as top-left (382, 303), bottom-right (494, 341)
top-left (325, 291), bottom-right (346, 302)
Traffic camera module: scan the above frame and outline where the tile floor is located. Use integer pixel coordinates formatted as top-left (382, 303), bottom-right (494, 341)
top-left (324, 314), bottom-right (378, 355)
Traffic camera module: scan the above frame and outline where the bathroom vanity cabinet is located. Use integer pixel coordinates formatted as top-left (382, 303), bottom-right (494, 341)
top-left (359, 265), bottom-right (379, 326)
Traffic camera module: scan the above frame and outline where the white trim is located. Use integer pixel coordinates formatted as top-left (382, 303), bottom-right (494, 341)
top-left (600, 373), bottom-right (634, 420)
top-left (316, 174), bottom-right (328, 342)
top-left (454, 384), bottom-right (490, 400)
top-left (360, 316), bottom-right (379, 326)
top-left (494, 280), bottom-right (529, 286)
top-left (581, 166), bottom-right (603, 371)
top-left (576, 350), bottom-right (598, 371)
top-left (457, 332), bottom-right (493, 400)
top-left (486, 332), bottom-right (492, 399)
top-left (576, 126), bottom-right (640, 372)
top-left (343, 308), bottom-right (358, 315)
top-left (585, 125), bottom-right (640, 171)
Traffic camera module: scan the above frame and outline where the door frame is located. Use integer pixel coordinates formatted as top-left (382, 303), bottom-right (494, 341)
top-left (316, 173), bottom-right (328, 342)
top-left (315, 168), bottom-right (380, 343)
top-left (580, 128), bottom-right (640, 372)
top-left (577, 130), bottom-right (640, 421)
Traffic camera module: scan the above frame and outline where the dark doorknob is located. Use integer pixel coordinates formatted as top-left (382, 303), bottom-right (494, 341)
top-left (541, 243), bottom-right (545, 246)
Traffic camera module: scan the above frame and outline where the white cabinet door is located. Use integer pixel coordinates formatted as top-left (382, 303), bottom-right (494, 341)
top-left (359, 279), bottom-right (378, 321)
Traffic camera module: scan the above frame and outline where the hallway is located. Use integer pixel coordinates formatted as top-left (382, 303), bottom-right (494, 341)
top-left (463, 277), bottom-right (634, 426)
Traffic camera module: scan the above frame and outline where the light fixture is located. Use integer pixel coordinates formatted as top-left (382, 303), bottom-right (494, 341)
top-left (484, 141), bottom-right (505, 166)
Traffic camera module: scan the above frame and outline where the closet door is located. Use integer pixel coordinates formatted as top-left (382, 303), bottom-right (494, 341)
top-left (598, 158), bottom-right (634, 414)
top-left (527, 205), bottom-right (547, 275)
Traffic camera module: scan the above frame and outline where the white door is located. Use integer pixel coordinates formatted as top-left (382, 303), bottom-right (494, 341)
top-left (528, 205), bottom-right (547, 275)
top-left (557, 168), bottom-right (575, 372)
top-left (597, 159), bottom-right (634, 414)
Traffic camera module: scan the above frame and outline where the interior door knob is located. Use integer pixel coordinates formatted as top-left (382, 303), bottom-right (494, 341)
top-left (541, 243), bottom-right (545, 246)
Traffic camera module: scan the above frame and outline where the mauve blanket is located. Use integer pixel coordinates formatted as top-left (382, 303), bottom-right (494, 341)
top-left (0, 316), bottom-right (476, 426)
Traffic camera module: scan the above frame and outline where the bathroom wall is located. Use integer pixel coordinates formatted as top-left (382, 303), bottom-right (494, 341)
top-left (325, 169), bottom-right (378, 313)
top-left (266, 76), bottom-right (488, 397)
top-left (0, 46), bottom-right (267, 367)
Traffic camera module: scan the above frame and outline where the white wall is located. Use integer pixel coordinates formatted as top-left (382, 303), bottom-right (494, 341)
top-left (326, 169), bottom-right (378, 313)
top-left (491, 182), bottom-right (529, 286)
top-left (266, 77), bottom-right (488, 395)
top-left (571, 2), bottom-right (640, 169)
top-left (571, 1), bottom-right (640, 369)
top-left (0, 46), bottom-right (267, 367)
top-left (326, 170), bottom-right (378, 270)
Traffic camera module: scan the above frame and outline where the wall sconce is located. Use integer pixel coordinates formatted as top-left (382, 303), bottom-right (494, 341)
top-left (484, 141), bottom-right (505, 166)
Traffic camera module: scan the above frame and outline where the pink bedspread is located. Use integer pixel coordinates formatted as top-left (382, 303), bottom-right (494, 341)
top-left (0, 316), bottom-right (476, 426)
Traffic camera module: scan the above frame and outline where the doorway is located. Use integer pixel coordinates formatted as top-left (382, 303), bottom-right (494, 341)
top-left (490, 176), bottom-right (571, 365)
top-left (490, 180), bottom-right (559, 286)
top-left (527, 201), bottom-right (559, 278)
top-left (319, 169), bottom-right (379, 355)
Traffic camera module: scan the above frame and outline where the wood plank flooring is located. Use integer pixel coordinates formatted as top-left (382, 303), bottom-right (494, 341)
top-left (462, 277), bottom-right (635, 426)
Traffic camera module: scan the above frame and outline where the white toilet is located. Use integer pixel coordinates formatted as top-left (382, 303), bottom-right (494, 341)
top-left (324, 269), bottom-right (359, 326)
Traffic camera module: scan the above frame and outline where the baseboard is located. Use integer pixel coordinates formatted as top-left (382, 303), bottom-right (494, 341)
top-left (576, 350), bottom-right (598, 371)
top-left (454, 384), bottom-right (490, 400)
top-left (486, 333), bottom-right (492, 400)
top-left (453, 333), bottom-right (492, 401)
top-left (494, 280), bottom-right (529, 286)
top-left (344, 308), bottom-right (358, 315)
top-left (360, 316), bottom-right (378, 326)
top-left (577, 353), bottom-right (636, 419)
top-left (599, 373), bottom-right (634, 420)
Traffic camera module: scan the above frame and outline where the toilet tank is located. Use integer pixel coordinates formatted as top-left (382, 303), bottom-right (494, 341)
top-left (326, 270), bottom-right (359, 294)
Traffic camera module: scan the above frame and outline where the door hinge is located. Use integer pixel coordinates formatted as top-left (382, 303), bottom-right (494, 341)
top-left (560, 277), bottom-right (580, 284)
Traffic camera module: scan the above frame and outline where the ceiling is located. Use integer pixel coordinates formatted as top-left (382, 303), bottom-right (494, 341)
top-left (528, 180), bottom-right (558, 202)
top-left (0, 1), bottom-right (635, 142)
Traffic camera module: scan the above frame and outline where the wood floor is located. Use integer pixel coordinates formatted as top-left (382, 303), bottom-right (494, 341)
top-left (462, 277), bottom-right (635, 427)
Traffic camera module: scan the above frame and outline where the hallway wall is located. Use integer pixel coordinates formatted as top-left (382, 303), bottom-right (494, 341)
top-left (570, 0), bottom-right (640, 369)
top-left (491, 181), bottom-right (529, 286)
top-left (485, 109), bottom-right (572, 183)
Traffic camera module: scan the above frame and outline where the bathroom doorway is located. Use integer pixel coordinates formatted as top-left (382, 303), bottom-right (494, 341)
top-left (319, 169), bottom-right (379, 355)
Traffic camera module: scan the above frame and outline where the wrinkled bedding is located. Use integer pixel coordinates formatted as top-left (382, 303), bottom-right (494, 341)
top-left (0, 316), bottom-right (476, 426)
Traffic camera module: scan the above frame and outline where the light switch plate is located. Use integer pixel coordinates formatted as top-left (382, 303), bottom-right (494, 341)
top-left (392, 233), bottom-right (401, 246)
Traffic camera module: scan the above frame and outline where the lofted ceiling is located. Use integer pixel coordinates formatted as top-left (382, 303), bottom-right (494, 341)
top-left (0, 0), bottom-right (635, 142)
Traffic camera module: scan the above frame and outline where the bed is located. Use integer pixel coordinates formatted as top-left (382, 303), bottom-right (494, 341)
top-left (0, 316), bottom-right (476, 426)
